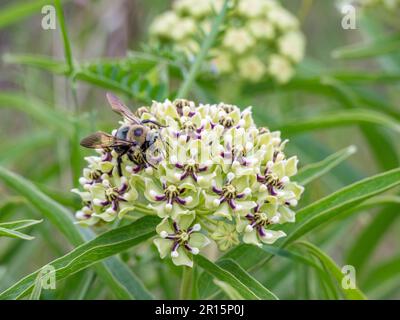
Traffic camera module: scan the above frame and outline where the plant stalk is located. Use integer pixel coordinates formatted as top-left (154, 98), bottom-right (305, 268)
top-left (179, 266), bottom-right (193, 300)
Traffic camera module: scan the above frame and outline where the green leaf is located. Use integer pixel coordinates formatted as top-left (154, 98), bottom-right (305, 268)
top-left (217, 259), bottom-right (278, 300)
top-left (194, 255), bottom-right (263, 300)
top-left (345, 204), bottom-right (399, 275)
top-left (0, 227), bottom-right (35, 241)
top-left (0, 92), bottom-right (73, 135)
top-left (294, 241), bottom-right (367, 300)
top-left (3, 53), bottom-right (176, 103)
top-left (282, 167), bottom-right (400, 246)
top-left (54, 0), bottom-right (74, 74)
top-left (29, 274), bottom-right (43, 300)
top-left (296, 145), bottom-right (357, 185)
top-left (273, 109), bottom-right (400, 136)
top-left (0, 165), bottom-right (155, 300)
top-left (361, 127), bottom-right (399, 170)
top-left (362, 255), bottom-right (400, 293)
top-left (326, 71), bottom-right (400, 85)
top-left (213, 279), bottom-right (245, 300)
top-left (0, 219), bottom-right (42, 231)
top-left (198, 244), bottom-right (331, 299)
top-left (0, 197), bottom-right (26, 222)
top-left (3, 54), bottom-right (68, 74)
top-left (330, 195), bottom-right (400, 223)
top-left (0, 132), bottom-right (54, 166)
top-left (0, 0), bottom-right (67, 29)
top-left (101, 257), bottom-right (155, 300)
top-left (249, 74), bottom-right (400, 172)
top-left (332, 33), bottom-right (400, 60)
top-left (0, 219), bottom-right (42, 241)
top-left (0, 216), bottom-right (159, 300)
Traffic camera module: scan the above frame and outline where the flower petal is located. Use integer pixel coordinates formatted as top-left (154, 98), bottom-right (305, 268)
top-left (172, 247), bottom-right (193, 267)
top-left (260, 230), bottom-right (286, 244)
top-left (189, 233), bottom-right (210, 249)
top-left (154, 238), bottom-right (172, 259)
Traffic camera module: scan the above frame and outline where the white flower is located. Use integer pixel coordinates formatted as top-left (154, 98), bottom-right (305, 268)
top-left (149, 11), bottom-right (179, 38)
top-left (74, 94), bottom-right (304, 266)
top-left (268, 54), bottom-right (294, 83)
top-left (222, 28), bottom-right (255, 54)
top-left (267, 6), bottom-right (299, 30)
top-left (278, 31), bottom-right (306, 63)
top-left (238, 55), bottom-right (267, 82)
top-left (173, 0), bottom-right (215, 17)
top-left (154, 213), bottom-right (210, 267)
top-left (237, 0), bottom-right (268, 17)
top-left (211, 51), bottom-right (233, 74)
top-left (247, 19), bottom-right (275, 39)
top-left (171, 18), bottom-right (196, 40)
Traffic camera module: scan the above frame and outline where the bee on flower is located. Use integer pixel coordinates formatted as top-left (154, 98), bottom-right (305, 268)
top-left (73, 94), bottom-right (304, 266)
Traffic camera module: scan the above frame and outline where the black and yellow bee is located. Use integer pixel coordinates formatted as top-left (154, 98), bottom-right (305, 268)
top-left (80, 93), bottom-right (165, 176)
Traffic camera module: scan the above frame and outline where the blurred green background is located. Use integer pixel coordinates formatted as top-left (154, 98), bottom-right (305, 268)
top-left (0, 0), bottom-right (399, 299)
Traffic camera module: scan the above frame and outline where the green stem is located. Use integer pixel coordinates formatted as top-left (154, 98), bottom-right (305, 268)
top-left (54, 0), bottom-right (74, 75)
top-left (179, 266), bottom-right (193, 300)
top-left (176, 0), bottom-right (230, 98)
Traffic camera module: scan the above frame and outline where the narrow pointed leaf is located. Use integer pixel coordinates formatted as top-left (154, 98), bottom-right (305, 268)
top-left (273, 109), bottom-right (400, 136)
top-left (0, 216), bottom-right (159, 300)
top-left (0, 166), bottom-right (155, 300)
top-left (194, 255), bottom-right (260, 300)
top-left (0, 219), bottom-right (42, 231)
top-left (0, 227), bottom-right (35, 241)
top-left (282, 167), bottom-right (400, 246)
top-left (296, 145), bottom-right (357, 185)
top-left (218, 259), bottom-right (278, 300)
top-left (332, 33), bottom-right (400, 60)
top-left (294, 241), bottom-right (367, 300)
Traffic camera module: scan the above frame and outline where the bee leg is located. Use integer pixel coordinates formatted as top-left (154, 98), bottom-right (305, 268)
top-left (127, 152), bottom-right (135, 163)
top-left (116, 156), bottom-right (123, 176)
top-left (116, 149), bottom-right (129, 176)
top-left (141, 119), bottom-right (167, 127)
top-left (144, 157), bottom-right (156, 169)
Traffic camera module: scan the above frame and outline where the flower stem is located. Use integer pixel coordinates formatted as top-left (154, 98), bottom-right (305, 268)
top-left (179, 266), bottom-right (193, 300)
top-left (176, 0), bottom-right (230, 98)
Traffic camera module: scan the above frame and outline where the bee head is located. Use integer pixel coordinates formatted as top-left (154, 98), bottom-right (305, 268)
top-left (126, 124), bottom-right (148, 145)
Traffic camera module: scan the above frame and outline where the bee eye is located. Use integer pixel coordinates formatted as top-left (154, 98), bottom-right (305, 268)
top-left (116, 126), bottom-right (129, 139)
top-left (134, 128), bottom-right (143, 137)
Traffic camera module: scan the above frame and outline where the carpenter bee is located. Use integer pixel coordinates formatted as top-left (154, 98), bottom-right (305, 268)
top-left (80, 93), bottom-right (166, 176)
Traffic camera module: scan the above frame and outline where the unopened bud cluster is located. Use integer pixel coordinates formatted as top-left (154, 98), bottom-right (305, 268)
top-left (149, 0), bottom-right (305, 83)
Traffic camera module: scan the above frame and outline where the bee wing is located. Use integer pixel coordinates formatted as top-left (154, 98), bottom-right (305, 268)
top-left (106, 92), bottom-right (141, 124)
top-left (80, 132), bottom-right (132, 149)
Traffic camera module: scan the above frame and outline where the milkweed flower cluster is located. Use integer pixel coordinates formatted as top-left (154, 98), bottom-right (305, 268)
top-left (72, 98), bottom-right (304, 267)
top-left (149, 0), bottom-right (305, 83)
